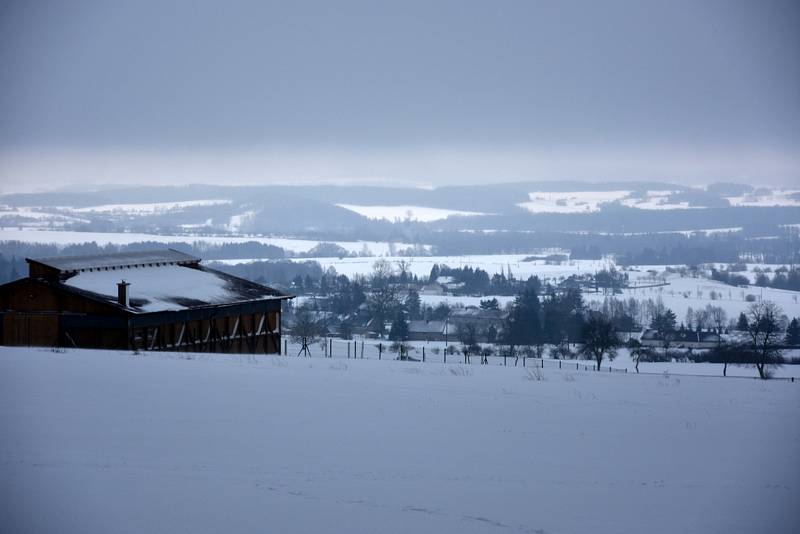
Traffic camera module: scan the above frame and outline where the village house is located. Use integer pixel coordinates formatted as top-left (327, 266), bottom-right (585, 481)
top-left (640, 328), bottom-right (721, 350)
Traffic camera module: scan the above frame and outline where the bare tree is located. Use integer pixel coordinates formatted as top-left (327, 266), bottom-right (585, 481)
top-left (366, 259), bottom-right (400, 336)
top-left (627, 338), bottom-right (648, 373)
top-left (457, 323), bottom-right (479, 364)
top-left (291, 305), bottom-right (320, 356)
top-left (745, 301), bottom-right (784, 379)
top-left (705, 304), bottom-right (728, 375)
top-left (396, 259), bottom-right (411, 282)
top-left (581, 313), bottom-right (619, 370)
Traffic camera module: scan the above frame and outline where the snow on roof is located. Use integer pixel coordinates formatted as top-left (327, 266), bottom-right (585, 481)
top-left (64, 264), bottom-right (287, 313)
top-left (408, 320), bottom-right (447, 334)
top-left (30, 249), bottom-right (199, 273)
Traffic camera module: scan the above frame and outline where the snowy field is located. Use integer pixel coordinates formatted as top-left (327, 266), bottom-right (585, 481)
top-left (518, 191), bottom-right (632, 214)
top-left (1, 347), bottom-right (797, 534)
top-left (726, 190), bottom-right (800, 208)
top-left (0, 228), bottom-right (420, 256)
top-left (72, 199), bottom-right (232, 214)
top-left (281, 338), bottom-right (800, 379)
top-left (516, 188), bottom-right (800, 213)
top-left (336, 204), bottom-right (488, 222)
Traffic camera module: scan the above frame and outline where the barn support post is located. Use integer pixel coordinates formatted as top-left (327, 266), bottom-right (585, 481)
top-left (230, 317), bottom-right (240, 351)
top-left (176, 322), bottom-right (186, 350)
top-left (148, 327), bottom-right (159, 351)
top-left (255, 313), bottom-right (265, 352)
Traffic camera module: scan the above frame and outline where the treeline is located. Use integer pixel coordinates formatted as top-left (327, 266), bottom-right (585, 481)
top-left (711, 265), bottom-right (800, 291)
top-left (753, 267), bottom-right (800, 291)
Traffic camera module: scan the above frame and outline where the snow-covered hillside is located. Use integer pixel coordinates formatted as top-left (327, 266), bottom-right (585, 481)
top-left (336, 204), bottom-right (488, 222)
top-left (0, 228), bottom-right (421, 256)
top-left (1, 348), bottom-right (797, 534)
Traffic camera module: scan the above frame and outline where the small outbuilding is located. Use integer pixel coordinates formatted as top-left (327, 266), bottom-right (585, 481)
top-left (0, 249), bottom-right (293, 353)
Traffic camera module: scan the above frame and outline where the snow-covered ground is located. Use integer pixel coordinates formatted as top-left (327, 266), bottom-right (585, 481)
top-left (281, 338), bottom-right (800, 379)
top-left (0, 206), bottom-right (91, 226)
top-left (336, 204), bottom-right (488, 222)
top-left (726, 190), bottom-right (800, 208)
top-left (618, 190), bottom-right (695, 210)
top-left (0, 228), bottom-right (422, 256)
top-left (1, 347), bottom-right (797, 534)
top-left (518, 190), bottom-right (631, 213)
top-left (72, 199), bottom-right (232, 214)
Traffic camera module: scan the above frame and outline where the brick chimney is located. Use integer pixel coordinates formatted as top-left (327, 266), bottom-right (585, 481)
top-left (117, 280), bottom-right (130, 307)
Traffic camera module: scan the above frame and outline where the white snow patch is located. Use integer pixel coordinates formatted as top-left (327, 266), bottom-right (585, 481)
top-left (227, 210), bottom-right (256, 232)
top-left (73, 199), bottom-right (232, 214)
top-left (726, 190), bottom-right (800, 208)
top-left (63, 265), bottom-right (271, 312)
top-left (518, 190), bottom-right (631, 213)
top-left (336, 204), bottom-right (488, 222)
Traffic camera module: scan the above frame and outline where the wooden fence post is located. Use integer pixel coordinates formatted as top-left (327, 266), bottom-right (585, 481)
top-left (378, 343), bottom-right (382, 360)
top-left (347, 343), bottom-right (350, 359)
top-left (329, 338), bottom-right (333, 358)
top-left (422, 347), bottom-right (425, 362)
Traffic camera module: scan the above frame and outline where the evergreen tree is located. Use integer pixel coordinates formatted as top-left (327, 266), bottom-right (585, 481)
top-left (388, 311), bottom-right (409, 341)
top-left (479, 298), bottom-right (499, 310)
top-left (429, 264), bottom-right (440, 283)
top-left (786, 318), bottom-right (800, 346)
top-left (405, 289), bottom-right (421, 320)
top-left (736, 312), bottom-right (749, 331)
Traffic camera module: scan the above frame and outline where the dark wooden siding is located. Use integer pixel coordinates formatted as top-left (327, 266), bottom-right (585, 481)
top-left (0, 278), bottom-right (284, 354)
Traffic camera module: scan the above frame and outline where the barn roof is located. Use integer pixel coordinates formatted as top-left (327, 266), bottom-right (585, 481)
top-left (20, 249), bottom-right (292, 314)
top-left (28, 249), bottom-right (199, 273)
top-left (63, 264), bottom-right (289, 313)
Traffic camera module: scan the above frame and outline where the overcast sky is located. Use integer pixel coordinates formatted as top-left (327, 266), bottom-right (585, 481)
top-left (1, 0), bottom-right (798, 192)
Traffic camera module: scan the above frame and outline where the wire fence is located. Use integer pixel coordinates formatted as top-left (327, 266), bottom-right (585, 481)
top-left (282, 337), bottom-right (799, 382)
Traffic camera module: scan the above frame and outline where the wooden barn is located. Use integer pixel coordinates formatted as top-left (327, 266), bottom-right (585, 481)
top-left (0, 249), bottom-right (293, 353)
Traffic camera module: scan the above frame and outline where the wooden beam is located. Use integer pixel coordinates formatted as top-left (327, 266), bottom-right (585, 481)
top-left (175, 322), bottom-right (186, 349)
top-left (148, 327), bottom-right (159, 351)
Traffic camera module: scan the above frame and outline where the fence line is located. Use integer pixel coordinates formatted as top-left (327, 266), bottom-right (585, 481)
top-left (280, 337), bottom-right (798, 382)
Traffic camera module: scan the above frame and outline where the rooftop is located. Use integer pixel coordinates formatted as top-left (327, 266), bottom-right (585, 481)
top-left (64, 263), bottom-right (289, 313)
top-left (28, 249), bottom-right (199, 273)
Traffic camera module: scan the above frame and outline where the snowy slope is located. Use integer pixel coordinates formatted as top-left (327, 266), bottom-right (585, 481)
top-left (0, 228), bottom-right (421, 255)
top-left (1, 348), bottom-right (797, 534)
top-left (336, 204), bottom-right (488, 222)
